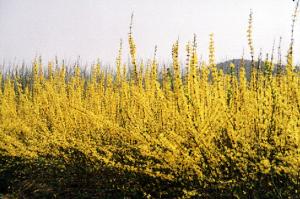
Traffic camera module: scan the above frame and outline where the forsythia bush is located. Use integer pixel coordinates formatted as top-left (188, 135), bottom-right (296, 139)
top-left (1, 26), bottom-right (300, 198)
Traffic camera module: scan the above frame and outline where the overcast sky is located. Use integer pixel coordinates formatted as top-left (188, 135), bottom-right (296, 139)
top-left (0, 0), bottom-right (299, 66)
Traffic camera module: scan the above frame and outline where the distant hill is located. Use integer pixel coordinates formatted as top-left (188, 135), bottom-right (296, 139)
top-left (217, 59), bottom-right (255, 79)
top-left (216, 59), bottom-right (288, 79)
top-left (217, 59), bottom-right (252, 73)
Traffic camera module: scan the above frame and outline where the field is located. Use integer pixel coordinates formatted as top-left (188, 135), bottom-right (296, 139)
top-left (1, 10), bottom-right (300, 199)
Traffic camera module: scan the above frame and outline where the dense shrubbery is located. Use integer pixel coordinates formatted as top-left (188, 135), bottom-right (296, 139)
top-left (1, 11), bottom-right (300, 199)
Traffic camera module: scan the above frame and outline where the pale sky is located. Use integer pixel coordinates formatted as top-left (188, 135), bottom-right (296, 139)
top-left (0, 0), bottom-right (299, 66)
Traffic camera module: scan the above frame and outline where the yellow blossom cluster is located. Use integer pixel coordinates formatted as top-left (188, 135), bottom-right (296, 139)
top-left (1, 23), bottom-right (300, 198)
